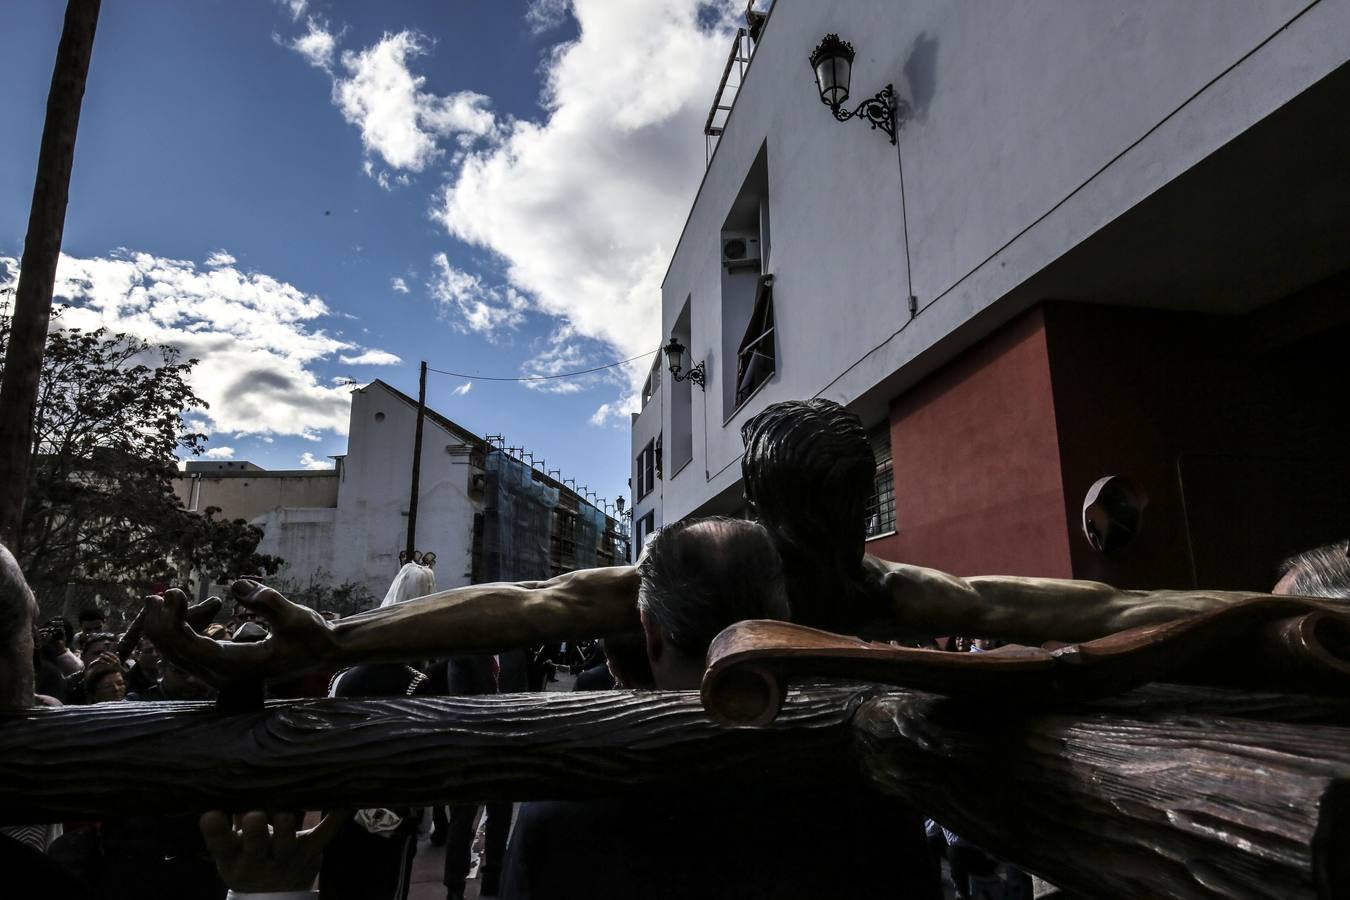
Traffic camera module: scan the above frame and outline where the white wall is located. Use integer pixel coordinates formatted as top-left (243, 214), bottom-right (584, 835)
top-left (642, 0), bottom-right (1350, 525)
top-left (253, 506), bottom-right (338, 588)
top-left (248, 382), bottom-right (481, 598)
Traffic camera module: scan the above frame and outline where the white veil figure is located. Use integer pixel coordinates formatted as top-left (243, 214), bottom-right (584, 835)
top-left (381, 562), bottom-right (436, 608)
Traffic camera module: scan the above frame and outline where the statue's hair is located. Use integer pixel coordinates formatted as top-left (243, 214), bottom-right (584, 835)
top-left (740, 399), bottom-right (879, 632)
top-left (1279, 539), bottom-right (1350, 600)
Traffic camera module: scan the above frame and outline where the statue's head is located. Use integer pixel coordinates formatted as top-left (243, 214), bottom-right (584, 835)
top-left (740, 399), bottom-right (874, 562)
top-left (740, 399), bottom-right (878, 631)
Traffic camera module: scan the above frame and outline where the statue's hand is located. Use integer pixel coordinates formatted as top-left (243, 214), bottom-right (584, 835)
top-left (200, 809), bottom-right (349, 892)
top-left (144, 582), bottom-right (337, 689)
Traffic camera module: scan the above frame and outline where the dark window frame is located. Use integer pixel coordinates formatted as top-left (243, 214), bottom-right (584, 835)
top-left (864, 429), bottom-right (896, 539)
top-left (735, 275), bottom-right (776, 408)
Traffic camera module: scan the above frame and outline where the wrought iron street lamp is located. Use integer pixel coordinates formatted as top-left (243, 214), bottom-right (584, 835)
top-left (663, 337), bottom-right (705, 389)
top-left (809, 33), bottom-right (898, 144)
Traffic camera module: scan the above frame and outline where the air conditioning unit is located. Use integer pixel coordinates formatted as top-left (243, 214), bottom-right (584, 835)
top-left (721, 230), bottom-right (761, 269)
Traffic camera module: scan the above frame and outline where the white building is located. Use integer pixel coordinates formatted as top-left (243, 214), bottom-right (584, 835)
top-left (180, 380), bottom-right (626, 600)
top-left (631, 0), bottom-right (1350, 590)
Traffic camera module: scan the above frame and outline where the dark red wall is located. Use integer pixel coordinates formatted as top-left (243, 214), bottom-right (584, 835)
top-left (868, 308), bottom-right (1072, 578)
top-left (867, 282), bottom-right (1350, 589)
top-left (1042, 298), bottom-right (1350, 591)
top-left (1041, 303), bottom-right (1218, 590)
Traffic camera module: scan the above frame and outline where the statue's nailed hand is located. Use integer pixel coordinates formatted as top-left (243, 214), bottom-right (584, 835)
top-left (143, 581), bottom-right (337, 689)
top-left (200, 809), bottom-right (349, 892)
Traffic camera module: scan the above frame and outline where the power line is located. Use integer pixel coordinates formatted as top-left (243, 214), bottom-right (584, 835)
top-left (425, 349), bottom-right (658, 382)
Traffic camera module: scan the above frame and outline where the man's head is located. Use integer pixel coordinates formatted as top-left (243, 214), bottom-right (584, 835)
top-left (1274, 540), bottom-right (1350, 599)
top-left (79, 632), bottom-right (116, 664)
top-left (78, 607), bottom-right (106, 633)
top-left (86, 663), bottom-right (127, 703)
top-left (0, 545), bottom-right (37, 709)
top-left (636, 516), bottom-right (789, 689)
top-left (134, 637), bottom-right (161, 675)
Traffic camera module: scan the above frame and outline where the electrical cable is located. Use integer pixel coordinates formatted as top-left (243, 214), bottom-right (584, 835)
top-left (425, 349), bottom-right (658, 382)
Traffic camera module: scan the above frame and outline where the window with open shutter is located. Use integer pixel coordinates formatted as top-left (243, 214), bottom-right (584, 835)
top-left (735, 275), bottom-right (775, 407)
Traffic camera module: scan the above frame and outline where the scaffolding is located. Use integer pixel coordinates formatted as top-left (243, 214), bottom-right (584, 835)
top-left (704, 28), bottom-right (753, 167)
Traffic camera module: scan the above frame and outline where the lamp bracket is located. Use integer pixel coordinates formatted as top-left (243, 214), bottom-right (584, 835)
top-left (672, 361), bottom-right (706, 390)
top-left (829, 83), bottom-right (901, 144)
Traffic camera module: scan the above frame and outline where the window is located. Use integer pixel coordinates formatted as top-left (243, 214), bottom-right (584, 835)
top-left (640, 354), bottom-right (660, 409)
top-left (720, 143), bottom-right (771, 415)
top-left (636, 440), bottom-right (656, 499)
top-left (864, 428), bottom-right (896, 538)
top-left (636, 511), bottom-right (656, 553)
top-left (735, 275), bottom-right (775, 406)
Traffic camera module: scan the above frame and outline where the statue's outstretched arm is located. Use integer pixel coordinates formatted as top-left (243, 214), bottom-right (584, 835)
top-left (868, 556), bottom-right (1273, 643)
top-left (333, 566), bottom-right (641, 661)
top-left (145, 566), bottom-right (641, 688)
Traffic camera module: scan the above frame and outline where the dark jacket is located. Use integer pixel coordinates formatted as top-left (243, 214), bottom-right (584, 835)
top-left (500, 782), bottom-right (939, 900)
top-left (447, 650), bottom-right (530, 696)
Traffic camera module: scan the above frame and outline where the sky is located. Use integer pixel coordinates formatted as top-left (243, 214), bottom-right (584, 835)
top-left (0, 0), bottom-right (739, 505)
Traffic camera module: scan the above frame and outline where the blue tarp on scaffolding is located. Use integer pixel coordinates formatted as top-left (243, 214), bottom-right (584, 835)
top-left (480, 451), bottom-right (560, 582)
top-left (572, 503), bottom-right (608, 571)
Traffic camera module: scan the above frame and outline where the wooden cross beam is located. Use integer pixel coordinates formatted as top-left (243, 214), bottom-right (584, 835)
top-left (0, 684), bottom-right (1346, 899)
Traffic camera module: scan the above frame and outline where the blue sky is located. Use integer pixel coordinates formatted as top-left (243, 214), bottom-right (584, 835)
top-left (1, 0), bottom-right (737, 508)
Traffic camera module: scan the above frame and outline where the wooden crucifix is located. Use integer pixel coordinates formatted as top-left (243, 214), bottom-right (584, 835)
top-left (2, 399), bottom-right (1349, 899)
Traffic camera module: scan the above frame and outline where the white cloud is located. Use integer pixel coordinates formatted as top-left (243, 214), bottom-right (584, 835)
top-left (204, 446), bottom-right (236, 460)
top-left (390, 276), bottom-right (409, 293)
top-left (452, 381), bottom-right (473, 396)
top-left (290, 18), bottom-right (336, 70)
top-left (428, 252), bottom-right (527, 336)
top-left (519, 331), bottom-right (603, 395)
top-left (525, 0), bottom-right (571, 34)
top-left (339, 348), bottom-right (402, 366)
top-left (278, 0), bottom-right (307, 22)
top-left (205, 250), bottom-right (236, 267)
top-left (328, 31), bottom-right (498, 175)
top-left (431, 0), bottom-right (737, 420)
top-left (299, 451), bottom-right (335, 470)
top-left (0, 251), bottom-right (394, 441)
top-left (589, 399), bottom-right (627, 427)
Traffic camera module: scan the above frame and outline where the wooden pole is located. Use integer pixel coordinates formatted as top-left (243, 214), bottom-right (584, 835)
top-left (0, 685), bottom-right (1345, 897)
top-left (853, 685), bottom-right (1350, 900)
top-left (404, 360), bottom-right (427, 559)
top-left (0, 686), bottom-right (865, 823)
top-left (0, 0), bottom-right (102, 550)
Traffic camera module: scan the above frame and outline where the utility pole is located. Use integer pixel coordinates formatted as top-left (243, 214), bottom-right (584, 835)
top-left (0, 0), bottom-right (101, 550)
top-left (404, 361), bottom-right (427, 560)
